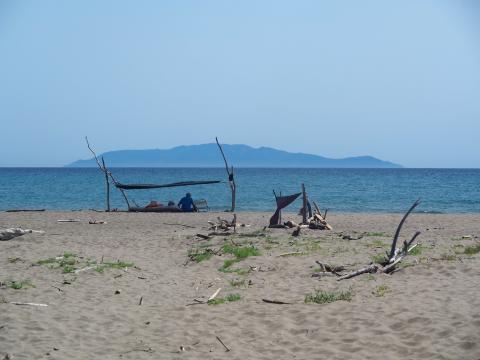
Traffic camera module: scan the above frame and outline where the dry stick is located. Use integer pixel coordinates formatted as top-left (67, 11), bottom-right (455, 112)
top-left (388, 199), bottom-right (421, 260)
top-left (163, 223), bottom-right (196, 229)
top-left (208, 288), bottom-right (221, 302)
top-left (10, 302), bottom-right (48, 307)
top-left (216, 336), bottom-right (231, 352)
top-left (139, 296), bottom-right (143, 305)
top-left (312, 201), bottom-right (322, 218)
top-left (262, 299), bottom-right (292, 304)
top-left (337, 264), bottom-right (378, 281)
top-left (196, 233), bottom-right (211, 240)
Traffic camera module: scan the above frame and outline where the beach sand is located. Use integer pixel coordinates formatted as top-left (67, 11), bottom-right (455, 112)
top-left (1, 211), bottom-right (479, 359)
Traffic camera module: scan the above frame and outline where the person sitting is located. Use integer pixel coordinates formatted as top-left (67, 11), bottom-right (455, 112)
top-left (178, 193), bottom-right (197, 212)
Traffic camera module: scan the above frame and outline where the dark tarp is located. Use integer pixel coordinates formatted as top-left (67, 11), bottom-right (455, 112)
top-left (115, 180), bottom-right (221, 190)
top-left (269, 192), bottom-right (302, 225)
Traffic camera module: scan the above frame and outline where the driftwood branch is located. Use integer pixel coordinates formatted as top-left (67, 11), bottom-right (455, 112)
top-left (216, 137), bottom-right (236, 212)
top-left (388, 199), bottom-right (420, 260)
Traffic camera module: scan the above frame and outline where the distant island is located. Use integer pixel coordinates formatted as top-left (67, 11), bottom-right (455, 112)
top-left (67, 143), bottom-right (402, 168)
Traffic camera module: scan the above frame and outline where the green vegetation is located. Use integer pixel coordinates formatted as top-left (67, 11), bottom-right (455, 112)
top-left (408, 244), bottom-right (423, 256)
top-left (464, 243), bottom-right (480, 255)
top-left (440, 253), bottom-right (457, 261)
top-left (366, 239), bottom-right (388, 248)
top-left (5, 280), bottom-right (35, 290)
top-left (8, 257), bottom-right (22, 263)
top-left (37, 252), bottom-right (134, 274)
top-left (364, 232), bottom-right (387, 237)
top-left (218, 245), bottom-right (260, 273)
top-left (95, 261), bottom-right (134, 273)
top-left (37, 252), bottom-right (79, 273)
top-left (373, 284), bottom-right (389, 297)
top-left (188, 248), bottom-right (215, 263)
top-left (229, 279), bottom-right (246, 287)
top-left (305, 290), bottom-right (352, 304)
top-left (208, 293), bottom-right (241, 305)
top-left (372, 253), bottom-right (387, 264)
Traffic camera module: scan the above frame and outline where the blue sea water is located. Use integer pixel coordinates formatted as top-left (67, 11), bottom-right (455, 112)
top-left (0, 168), bottom-right (479, 213)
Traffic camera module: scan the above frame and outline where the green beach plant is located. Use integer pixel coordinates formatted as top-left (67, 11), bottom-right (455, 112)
top-left (305, 290), bottom-right (352, 304)
top-left (208, 293), bottom-right (241, 305)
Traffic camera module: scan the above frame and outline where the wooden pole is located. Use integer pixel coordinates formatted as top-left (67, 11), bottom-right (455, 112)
top-left (101, 157), bottom-right (110, 212)
top-left (301, 183), bottom-right (307, 224)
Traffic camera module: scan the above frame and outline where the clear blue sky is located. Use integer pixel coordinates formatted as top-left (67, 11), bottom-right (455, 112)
top-left (1, 0), bottom-right (479, 167)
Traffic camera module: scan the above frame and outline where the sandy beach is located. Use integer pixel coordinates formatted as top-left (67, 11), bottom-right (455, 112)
top-left (1, 210), bottom-right (479, 359)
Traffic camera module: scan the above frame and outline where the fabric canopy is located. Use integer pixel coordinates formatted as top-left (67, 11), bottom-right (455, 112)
top-left (115, 180), bottom-right (221, 190)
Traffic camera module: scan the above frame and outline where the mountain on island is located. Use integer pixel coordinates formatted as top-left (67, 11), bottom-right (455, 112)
top-left (67, 143), bottom-right (402, 168)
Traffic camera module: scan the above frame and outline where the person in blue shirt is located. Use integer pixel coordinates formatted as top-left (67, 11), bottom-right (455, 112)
top-left (178, 193), bottom-right (197, 212)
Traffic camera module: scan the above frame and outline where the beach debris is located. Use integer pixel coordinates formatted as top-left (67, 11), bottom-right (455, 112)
top-left (9, 302), bottom-right (48, 307)
top-left (89, 220), bottom-right (107, 224)
top-left (337, 199), bottom-right (422, 281)
top-left (115, 289), bottom-right (121, 295)
top-left (0, 228), bottom-right (44, 241)
top-left (139, 296), bottom-right (143, 305)
top-left (262, 299), bottom-right (292, 304)
top-left (269, 185), bottom-right (332, 231)
top-left (314, 261), bottom-right (345, 276)
top-left (208, 214), bottom-right (245, 232)
top-left (5, 209), bottom-right (45, 212)
top-left (57, 219), bottom-right (80, 223)
top-left (196, 233), bottom-right (211, 240)
top-left (216, 336), bottom-right (231, 352)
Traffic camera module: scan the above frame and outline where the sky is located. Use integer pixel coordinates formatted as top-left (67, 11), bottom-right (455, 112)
top-left (0, 0), bottom-right (479, 168)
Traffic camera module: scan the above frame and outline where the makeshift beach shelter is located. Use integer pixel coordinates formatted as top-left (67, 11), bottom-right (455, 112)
top-left (85, 137), bottom-right (230, 212)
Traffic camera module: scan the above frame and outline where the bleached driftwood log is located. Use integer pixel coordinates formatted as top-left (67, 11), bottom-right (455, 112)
top-left (0, 228), bottom-right (44, 241)
top-left (337, 200), bottom-right (421, 281)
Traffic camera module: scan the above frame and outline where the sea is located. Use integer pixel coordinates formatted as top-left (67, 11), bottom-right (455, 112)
top-left (0, 168), bottom-right (479, 213)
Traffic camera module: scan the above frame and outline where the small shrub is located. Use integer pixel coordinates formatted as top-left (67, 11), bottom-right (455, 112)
top-left (372, 253), bottom-right (387, 264)
top-left (229, 279), bottom-right (246, 287)
top-left (6, 280), bottom-right (35, 290)
top-left (222, 245), bottom-right (260, 259)
top-left (305, 290), bottom-right (352, 304)
top-left (464, 244), bottom-right (480, 255)
top-left (408, 244), bottom-right (423, 256)
top-left (364, 232), bottom-right (387, 237)
top-left (373, 284), bottom-right (389, 297)
top-left (366, 239), bottom-right (388, 248)
top-left (95, 261), bottom-right (134, 273)
top-left (188, 248), bottom-right (214, 263)
top-left (208, 293), bottom-right (241, 305)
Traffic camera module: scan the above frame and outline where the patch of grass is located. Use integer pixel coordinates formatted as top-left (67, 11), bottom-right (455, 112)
top-left (37, 253), bottom-right (79, 272)
top-left (218, 244), bottom-right (260, 273)
top-left (440, 253), bottom-right (456, 261)
top-left (364, 232), bottom-right (387, 237)
top-left (8, 257), bottom-right (22, 263)
top-left (95, 261), bottom-right (134, 273)
top-left (305, 290), bottom-right (352, 304)
top-left (372, 253), bottom-right (387, 264)
top-left (188, 248), bottom-right (215, 263)
top-left (373, 284), bottom-right (389, 297)
top-left (366, 239), bottom-right (388, 248)
top-left (464, 243), bottom-right (480, 255)
top-left (6, 280), bottom-right (35, 290)
top-left (229, 279), bottom-right (246, 287)
top-left (408, 244), bottom-right (423, 256)
top-left (207, 293), bottom-right (241, 305)
top-left (222, 245), bottom-right (260, 259)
